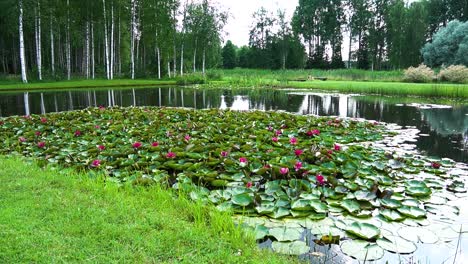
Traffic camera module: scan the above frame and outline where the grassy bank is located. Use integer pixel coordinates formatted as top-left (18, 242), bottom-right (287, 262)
top-left (0, 157), bottom-right (295, 263)
top-left (0, 79), bottom-right (176, 91)
top-left (285, 80), bottom-right (468, 98)
top-left (211, 68), bottom-right (405, 82)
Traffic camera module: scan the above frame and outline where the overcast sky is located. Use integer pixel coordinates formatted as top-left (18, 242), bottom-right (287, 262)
top-left (222, 0), bottom-right (299, 47)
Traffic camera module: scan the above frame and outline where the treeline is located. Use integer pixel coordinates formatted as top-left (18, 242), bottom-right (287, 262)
top-left (222, 0), bottom-right (467, 71)
top-left (0, 0), bottom-right (227, 83)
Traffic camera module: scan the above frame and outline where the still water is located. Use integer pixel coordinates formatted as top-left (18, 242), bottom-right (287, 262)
top-left (0, 87), bottom-right (466, 163)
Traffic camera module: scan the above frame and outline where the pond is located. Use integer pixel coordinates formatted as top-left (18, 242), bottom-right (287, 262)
top-left (0, 86), bottom-right (467, 263)
top-left (0, 87), bottom-right (466, 163)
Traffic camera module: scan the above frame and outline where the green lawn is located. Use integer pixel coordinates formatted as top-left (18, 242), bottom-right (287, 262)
top-left (0, 157), bottom-right (296, 263)
top-left (0, 79), bottom-right (176, 91)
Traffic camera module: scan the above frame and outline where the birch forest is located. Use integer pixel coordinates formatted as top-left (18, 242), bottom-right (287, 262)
top-left (0, 0), bottom-right (228, 83)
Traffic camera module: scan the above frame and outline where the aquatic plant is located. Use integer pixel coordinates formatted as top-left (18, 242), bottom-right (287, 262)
top-left (0, 106), bottom-right (466, 261)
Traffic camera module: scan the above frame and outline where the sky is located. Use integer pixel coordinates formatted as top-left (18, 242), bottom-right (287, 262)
top-left (221, 0), bottom-right (299, 47)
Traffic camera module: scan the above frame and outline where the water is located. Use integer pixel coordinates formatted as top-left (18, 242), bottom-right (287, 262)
top-left (0, 87), bottom-right (466, 163)
top-left (1, 86), bottom-right (467, 263)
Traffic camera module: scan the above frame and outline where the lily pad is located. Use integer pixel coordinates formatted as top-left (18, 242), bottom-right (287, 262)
top-left (345, 222), bottom-right (381, 240)
top-left (376, 235), bottom-right (417, 254)
top-left (269, 227), bottom-right (303, 242)
top-left (340, 240), bottom-right (384, 261)
top-left (271, 241), bottom-right (310, 255)
top-left (397, 206), bottom-right (426, 218)
top-left (232, 193), bottom-right (253, 207)
top-left (340, 199), bottom-right (360, 214)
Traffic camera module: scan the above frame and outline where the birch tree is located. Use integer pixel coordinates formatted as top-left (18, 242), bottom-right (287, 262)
top-left (35, 0), bottom-right (42, 80)
top-left (19, 0), bottom-right (27, 83)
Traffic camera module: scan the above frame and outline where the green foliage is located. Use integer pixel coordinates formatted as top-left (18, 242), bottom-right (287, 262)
top-left (222, 40), bottom-right (237, 69)
top-left (403, 64), bottom-right (435, 83)
top-left (0, 157), bottom-right (294, 263)
top-left (422, 20), bottom-right (468, 67)
top-left (438, 65), bottom-right (468, 83)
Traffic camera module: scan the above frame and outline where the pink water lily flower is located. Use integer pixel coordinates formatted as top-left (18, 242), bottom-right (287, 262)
top-left (37, 141), bottom-right (46, 148)
top-left (294, 161), bottom-right (303, 171)
top-left (246, 182), bottom-right (253, 188)
top-left (74, 130), bottom-right (82, 137)
top-left (316, 174), bottom-right (325, 185)
top-left (98, 145), bottom-right (106, 151)
top-left (290, 137), bottom-right (298, 145)
top-left (184, 135), bottom-right (191, 141)
top-left (220, 151), bottom-right (228, 157)
top-left (272, 137), bottom-right (279, 143)
top-left (91, 159), bottom-right (101, 167)
top-left (239, 157), bottom-right (248, 163)
top-left (279, 167), bottom-right (289, 175)
top-left (132, 142), bottom-right (142, 149)
top-left (275, 130), bottom-right (282, 136)
top-left (166, 152), bottom-right (176, 158)
top-left (294, 149), bottom-right (304, 156)
top-left (431, 162), bottom-right (441, 169)
top-left (19, 136), bottom-right (26, 142)
top-left (334, 144), bottom-right (341, 151)
top-left (35, 131), bottom-right (41, 136)
top-left (152, 142), bottom-right (159, 147)
top-left (40, 117), bottom-right (47, 123)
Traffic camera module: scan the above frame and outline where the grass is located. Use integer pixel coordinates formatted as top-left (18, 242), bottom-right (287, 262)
top-left (1, 69), bottom-right (467, 98)
top-left (0, 79), bottom-right (176, 91)
top-left (285, 80), bottom-right (468, 98)
top-left (0, 157), bottom-right (297, 263)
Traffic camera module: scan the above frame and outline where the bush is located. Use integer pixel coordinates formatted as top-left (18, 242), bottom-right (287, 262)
top-left (403, 64), bottom-right (434, 83)
top-left (438, 65), bottom-right (468, 83)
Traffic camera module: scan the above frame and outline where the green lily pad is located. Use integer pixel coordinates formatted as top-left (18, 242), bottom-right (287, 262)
top-left (345, 222), bottom-right (381, 240)
top-left (397, 206), bottom-right (426, 218)
top-left (232, 193), bottom-right (253, 207)
top-left (354, 191), bottom-right (377, 201)
top-left (380, 209), bottom-right (405, 221)
top-left (397, 226), bottom-right (438, 244)
top-left (376, 235), bottom-right (417, 254)
top-left (341, 199), bottom-right (360, 214)
top-left (271, 241), bottom-right (310, 255)
top-left (380, 198), bottom-right (402, 209)
top-left (340, 240), bottom-right (384, 261)
top-left (268, 227), bottom-right (303, 242)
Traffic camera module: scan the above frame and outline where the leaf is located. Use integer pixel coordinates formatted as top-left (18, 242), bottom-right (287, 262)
top-left (380, 209), bottom-right (405, 221)
top-left (309, 200), bottom-right (328, 213)
top-left (376, 235), bottom-right (417, 254)
top-left (354, 191), bottom-right (377, 201)
top-left (340, 240), bottom-right (384, 261)
top-left (269, 227), bottom-right (303, 242)
top-left (254, 225), bottom-right (269, 240)
top-left (397, 226), bottom-right (438, 244)
top-left (291, 199), bottom-right (312, 211)
top-left (341, 199), bottom-right (360, 214)
top-left (271, 241), bottom-right (309, 255)
top-left (397, 206), bottom-right (426, 218)
top-left (345, 222), bottom-right (381, 240)
top-left (380, 198), bottom-right (402, 209)
top-left (231, 193), bottom-right (253, 207)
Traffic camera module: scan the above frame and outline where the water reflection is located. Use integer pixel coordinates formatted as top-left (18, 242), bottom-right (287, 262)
top-left (0, 87), bottom-right (466, 162)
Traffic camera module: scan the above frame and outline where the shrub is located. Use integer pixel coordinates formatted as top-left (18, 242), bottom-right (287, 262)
top-left (403, 64), bottom-right (434, 83)
top-left (175, 74), bottom-right (206, 85)
top-left (438, 65), bottom-right (468, 83)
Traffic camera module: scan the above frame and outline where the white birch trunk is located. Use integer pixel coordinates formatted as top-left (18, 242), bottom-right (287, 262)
top-left (85, 21), bottom-right (90, 79)
top-left (202, 48), bottom-right (206, 75)
top-left (180, 44), bottom-right (184, 76)
top-left (167, 58), bottom-right (171, 78)
top-left (40, 93), bottom-right (45, 114)
top-left (157, 46), bottom-right (161, 79)
top-left (50, 16), bottom-right (55, 76)
top-left (66, 0), bottom-right (71, 80)
top-left (102, 0), bottom-right (110, 79)
top-left (91, 20), bottom-right (95, 79)
top-left (110, 2), bottom-right (114, 79)
top-left (130, 0), bottom-right (136, 79)
top-left (19, 0), bottom-right (27, 83)
top-left (35, 1), bottom-right (42, 80)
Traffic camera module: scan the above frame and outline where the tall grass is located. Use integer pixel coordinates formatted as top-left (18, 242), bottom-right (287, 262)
top-left (288, 80), bottom-right (468, 98)
top-left (210, 68), bottom-right (405, 83)
top-left (0, 157), bottom-right (296, 263)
